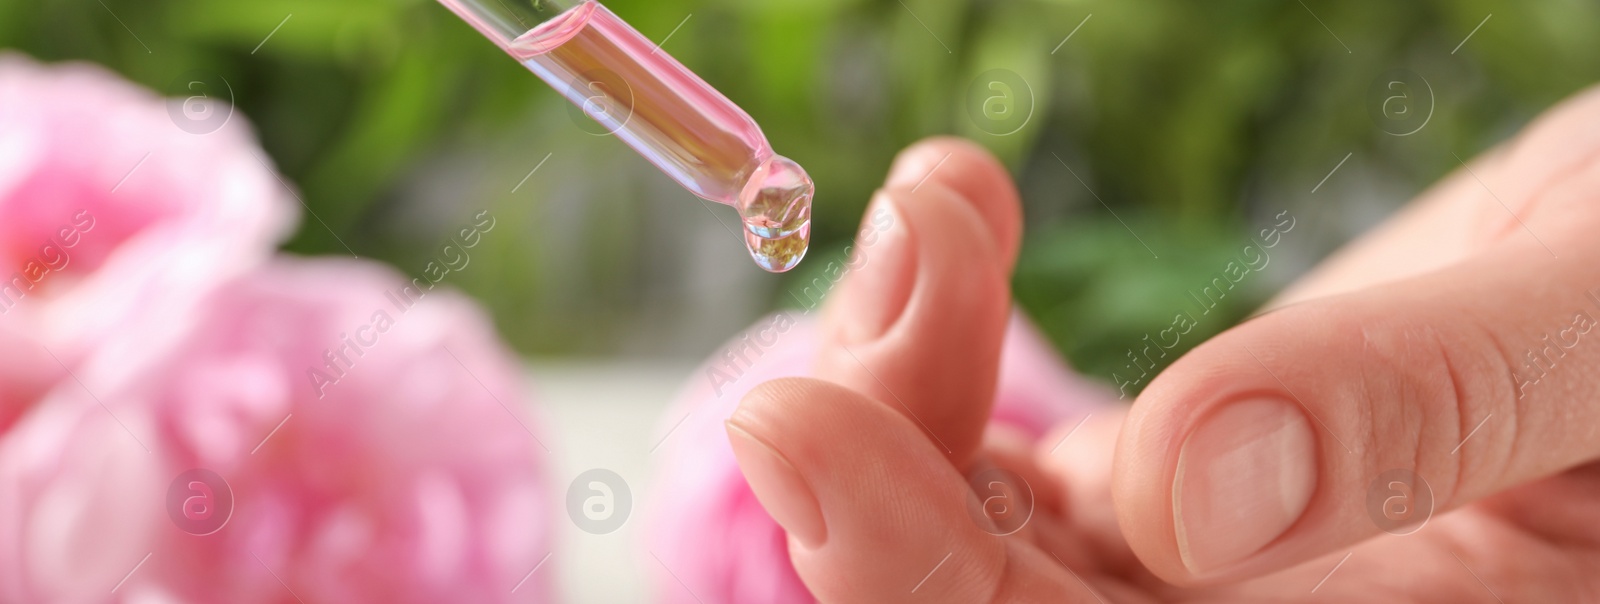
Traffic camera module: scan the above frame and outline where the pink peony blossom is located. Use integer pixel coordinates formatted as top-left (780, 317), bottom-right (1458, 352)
top-left (0, 52), bottom-right (296, 425)
top-left (0, 325), bottom-right (62, 435)
top-left (0, 258), bottom-right (554, 603)
top-left (646, 311), bottom-right (1112, 604)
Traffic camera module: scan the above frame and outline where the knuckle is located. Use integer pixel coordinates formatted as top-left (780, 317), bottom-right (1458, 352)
top-left (1353, 313), bottom-right (1521, 508)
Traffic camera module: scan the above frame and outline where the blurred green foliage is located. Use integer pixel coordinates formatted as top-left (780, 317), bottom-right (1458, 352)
top-left (3, 0), bottom-right (1597, 393)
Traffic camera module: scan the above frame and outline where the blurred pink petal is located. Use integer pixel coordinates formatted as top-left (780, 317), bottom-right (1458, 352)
top-left (646, 310), bottom-right (1112, 604)
top-left (0, 52), bottom-right (296, 423)
top-left (0, 326), bottom-right (61, 434)
top-left (0, 258), bottom-right (553, 603)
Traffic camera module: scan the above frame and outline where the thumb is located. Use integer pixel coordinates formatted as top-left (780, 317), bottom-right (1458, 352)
top-left (1114, 229), bottom-right (1600, 584)
top-left (728, 378), bottom-right (1093, 603)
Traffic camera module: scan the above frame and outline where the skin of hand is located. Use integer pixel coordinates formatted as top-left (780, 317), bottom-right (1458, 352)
top-left (725, 82), bottom-right (1600, 603)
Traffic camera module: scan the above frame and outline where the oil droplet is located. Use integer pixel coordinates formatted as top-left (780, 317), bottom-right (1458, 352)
top-left (737, 155), bottom-right (813, 273)
top-left (744, 223), bottom-right (811, 272)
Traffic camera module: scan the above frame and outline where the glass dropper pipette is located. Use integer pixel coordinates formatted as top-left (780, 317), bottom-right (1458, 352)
top-left (435, 0), bottom-right (814, 273)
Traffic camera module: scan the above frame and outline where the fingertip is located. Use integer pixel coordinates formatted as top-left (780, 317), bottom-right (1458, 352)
top-left (817, 180), bottom-right (1013, 460)
top-left (1110, 319), bottom-right (1315, 584)
top-left (734, 378), bottom-right (900, 474)
top-left (732, 377), bottom-right (843, 434)
top-left (733, 377), bottom-right (1020, 602)
top-left (885, 137), bottom-right (1022, 267)
top-left (725, 417), bottom-right (828, 549)
top-left (729, 378), bottom-right (857, 551)
top-left (1110, 299), bottom-right (1409, 585)
top-left (828, 190), bottom-right (916, 344)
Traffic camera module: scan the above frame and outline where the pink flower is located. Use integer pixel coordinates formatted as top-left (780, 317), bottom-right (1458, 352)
top-left (0, 326), bottom-right (62, 435)
top-left (0, 258), bottom-right (553, 603)
top-left (0, 52), bottom-right (296, 423)
top-left (646, 311), bottom-right (1111, 604)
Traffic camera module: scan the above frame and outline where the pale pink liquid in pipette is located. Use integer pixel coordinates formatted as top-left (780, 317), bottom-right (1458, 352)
top-left (455, 0), bottom-right (812, 272)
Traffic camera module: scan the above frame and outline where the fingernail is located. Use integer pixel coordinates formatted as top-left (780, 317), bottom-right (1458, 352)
top-left (1173, 398), bottom-right (1316, 574)
top-left (832, 191), bottom-right (914, 342)
top-left (726, 420), bottom-right (827, 549)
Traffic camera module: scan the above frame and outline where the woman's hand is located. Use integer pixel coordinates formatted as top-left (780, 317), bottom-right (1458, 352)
top-left (727, 83), bottom-right (1600, 602)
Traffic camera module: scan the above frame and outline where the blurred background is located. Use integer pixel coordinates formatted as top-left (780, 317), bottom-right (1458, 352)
top-left (6, 1), bottom-right (1600, 601)
top-left (4, 0), bottom-right (1597, 388)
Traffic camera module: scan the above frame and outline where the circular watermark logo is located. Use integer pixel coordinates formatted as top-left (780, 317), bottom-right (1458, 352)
top-left (564, 69), bottom-right (635, 136)
top-left (165, 468), bottom-right (234, 536)
top-left (964, 467), bottom-right (1034, 536)
top-left (1366, 68), bottom-right (1434, 137)
top-left (965, 69), bottom-right (1035, 136)
top-left (567, 468), bottom-right (632, 534)
top-left (166, 71), bottom-right (234, 135)
top-left (1365, 468), bottom-right (1433, 535)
